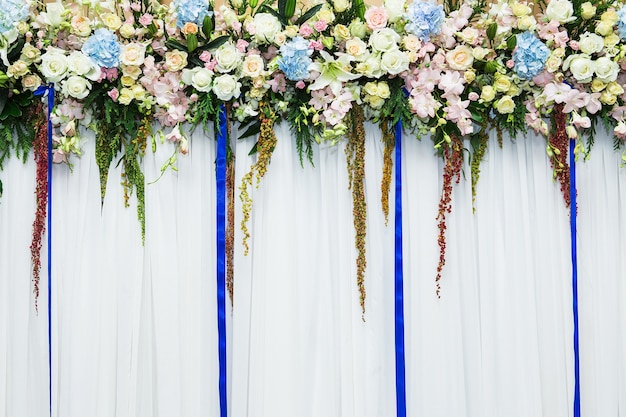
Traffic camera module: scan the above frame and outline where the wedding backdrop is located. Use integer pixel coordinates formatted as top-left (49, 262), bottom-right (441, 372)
top-left (2, 0), bottom-right (626, 416)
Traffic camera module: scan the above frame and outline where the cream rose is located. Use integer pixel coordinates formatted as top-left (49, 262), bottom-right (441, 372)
top-left (67, 51), bottom-right (100, 80)
top-left (367, 95), bottom-right (385, 109)
top-left (214, 43), bottom-right (242, 73)
top-left (364, 7), bottom-right (389, 30)
top-left (518, 15), bottom-right (537, 31)
top-left (600, 9), bottom-right (619, 24)
top-left (545, 0), bottom-right (575, 23)
top-left (119, 23), bottom-right (136, 39)
top-left (212, 74), bottom-right (241, 101)
top-left (165, 50), bottom-right (188, 72)
top-left (376, 82), bottom-right (390, 99)
top-left (606, 81), bottom-right (624, 96)
top-left (545, 55), bottom-right (562, 73)
top-left (20, 44), bottom-right (41, 64)
top-left (273, 32), bottom-right (287, 46)
top-left (480, 85), bottom-right (496, 102)
top-left (446, 45), bottom-right (474, 71)
top-left (334, 0), bottom-right (350, 13)
top-left (564, 54), bottom-right (595, 83)
top-left (22, 74), bottom-right (42, 91)
top-left (71, 16), bottom-right (92, 37)
top-left (122, 65), bottom-right (142, 80)
top-left (253, 13), bottom-right (282, 44)
top-left (316, 6), bottom-right (335, 24)
top-left (284, 26), bottom-right (298, 38)
top-left (380, 49), bottom-right (409, 75)
top-left (595, 21), bottom-right (614, 37)
top-left (62, 75), bottom-right (91, 99)
top-left (402, 34), bottom-right (421, 52)
top-left (604, 34), bottom-right (620, 49)
top-left (472, 47), bottom-right (489, 60)
top-left (118, 87), bottom-right (134, 105)
top-left (363, 81), bottom-right (379, 97)
top-left (580, 2), bottom-right (596, 19)
top-left (346, 38), bottom-right (368, 58)
top-left (120, 43), bottom-right (146, 67)
top-left (594, 56), bottom-right (619, 83)
top-left (39, 48), bottom-right (68, 83)
top-left (495, 95), bottom-right (515, 114)
top-left (493, 76), bottom-right (511, 92)
top-left (242, 55), bottom-right (264, 78)
top-left (8, 61), bottom-right (29, 79)
top-left (369, 28), bottom-right (400, 53)
top-left (333, 24), bottom-right (351, 41)
top-left (182, 67), bottom-right (213, 92)
top-left (131, 85), bottom-right (147, 101)
top-left (511, 2), bottom-right (531, 16)
top-left (101, 13), bottom-right (122, 31)
top-left (590, 79), bottom-right (606, 92)
top-left (600, 90), bottom-right (617, 105)
top-left (578, 32), bottom-right (604, 55)
top-left (120, 75), bottom-right (135, 87)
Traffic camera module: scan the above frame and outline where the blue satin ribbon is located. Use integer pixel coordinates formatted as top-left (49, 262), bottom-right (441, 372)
top-left (34, 83), bottom-right (54, 417)
top-left (394, 120), bottom-right (406, 417)
top-left (216, 104), bottom-right (228, 417)
top-left (569, 138), bottom-right (580, 417)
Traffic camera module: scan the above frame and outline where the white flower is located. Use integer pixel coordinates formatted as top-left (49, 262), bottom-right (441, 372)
top-left (369, 28), bottom-right (401, 53)
top-left (309, 51), bottom-right (361, 95)
top-left (445, 45), bottom-right (474, 71)
top-left (67, 51), bottom-right (100, 80)
top-left (119, 23), bottom-right (135, 38)
top-left (20, 44), bottom-right (41, 64)
top-left (253, 13), bottom-right (282, 45)
top-left (345, 38), bottom-right (368, 59)
top-left (45, 1), bottom-right (66, 27)
top-left (545, 0), bottom-right (576, 24)
top-left (215, 43), bottom-right (242, 73)
top-left (594, 56), bottom-right (619, 83)
top-left (165, 50), bottom-right (188, 72)
top-left (101, 13), bottom-right (122, 31)
top-left (212, 74), bottom-right (242, 101)
top-left (39, 48), bottom-right (68, 82)
top-left (563, 54), bottom-right (595, 83)
top-left (334, 0), bottom-right (350, 13)
top-left (384, 0), bottom-right (406, 22)
top-left (120, 43), bottom-right (146, 67)
top-left (578, 32), bottom-right (604, 55)
top-left (355, 53), bottom-right (383, 78)
top-left (380, 49), bottom-right (409, 75)
top-left (242, 54), bottom-right (264, 78)
top-left (182, 67), bottom-right (213, 92)
top-left (62, 75), bottom-right (91, 99)
top-left (495, 95), bottom-right (515, 114)
top-left (22, 74), bottom-right (42, 91)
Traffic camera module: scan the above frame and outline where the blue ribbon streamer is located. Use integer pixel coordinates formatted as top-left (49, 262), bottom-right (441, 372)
top-left (34, 83), bottom-right (54, 417)
top-left (216, 104), bottom-right (228, 417)
top-left (569, 138), bottom-right (580, 417)
top-left (394, 120), bottom-right (406, 417)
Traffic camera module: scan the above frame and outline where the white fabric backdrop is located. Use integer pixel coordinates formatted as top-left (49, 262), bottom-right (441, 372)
top-left (0, 124), bottom-right (624, 417)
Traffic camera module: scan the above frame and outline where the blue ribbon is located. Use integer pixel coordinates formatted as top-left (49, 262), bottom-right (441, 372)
top-left (216, 104), bottom-right (228, 417)
top-left (34, 83), bottom-right (54, 417)
top-left (569, 138), bottom-right (580, 417)
top-left (394, 120), bottom-right (406, 417)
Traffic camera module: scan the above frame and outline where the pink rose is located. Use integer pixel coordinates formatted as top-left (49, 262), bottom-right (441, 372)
top-left (314, 20), bottom-right (328, 32)
top-left (295, 80), bottom-right (306, 89)
top-left (108, 88), bottom-right (119, 101)
top-left (299, 24), bottom-right (313, 37)
top-left (236, 39), bottom-right (249, 53)
top-left (364, 7), bottom-right (388, 30)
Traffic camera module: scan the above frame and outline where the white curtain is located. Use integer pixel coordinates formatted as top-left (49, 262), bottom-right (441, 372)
top-left (1, 124), bottom-right (624, 417)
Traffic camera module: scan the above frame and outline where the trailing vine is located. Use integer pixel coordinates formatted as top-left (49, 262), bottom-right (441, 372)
top-left (380, 121), bottom-right (394, 226)
top-left (346, 105), bottom-right (367, 317)
top-left (227, 156), bottom-right (235, 304)
top-left (470, 124), bottom-right (490, 211)
top-left (239, 101), bottom-right (277, 255)
top-left (435, 136), bottom-right (463, 298)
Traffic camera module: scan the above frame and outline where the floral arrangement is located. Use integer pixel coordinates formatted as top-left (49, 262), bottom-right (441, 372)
top-left (2, 0), bottom-right (626, 308)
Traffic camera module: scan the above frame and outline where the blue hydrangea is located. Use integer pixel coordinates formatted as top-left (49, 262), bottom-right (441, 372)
top-left (404, 0), bottom-right (445, 42)
top-left (0, 0), bottom-right (30, 34)
top-left (82, 28), bottom-right (121, 68)
top-left (513, 31), bottom-right (550, 80)
top-left (173, 0), bottom-right (210, 29)
top-left (618, 6), bottom-right (626, 39)
top-left (278, 36), bottom-right (312, 81)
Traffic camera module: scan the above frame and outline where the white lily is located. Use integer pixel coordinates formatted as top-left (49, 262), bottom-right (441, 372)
top-left (308, 51), bottom-right (361, 96)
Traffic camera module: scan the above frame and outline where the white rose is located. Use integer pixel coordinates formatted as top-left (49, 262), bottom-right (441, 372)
top-left (101, 13), bottom-right (122, 31)
top-left (212, 74), bottom-right (242, 101)
top-left (334, 0), bottom-right (350, 13)
top-left (122, 65), bottom-right (142, 79)
top-left (369, 28), bottom-right (401, 53)
top-left (594, 56), bottom-right (619, 83)
top-left (481, 85), bottom-right (496, 102)
top-left (380, 49), bottom-right (409, 75)
top-left (402, 34), bottom-right (421, 52)
top-left (45, 2), bottom-right (66, 27)
top-left (580, 2), bottom-right (596, 19)
top-left (316, 6), bottom-right (335, 24)
top-left (345, 38), bottom-right (368, 58)
top-left (545, 0), bottom-right (575, 23)
top-left (71, 16), bottom-right (92, 37)
top-left (62, 75), bottom-right (91, 99)
top-left (119, 23), bottom-right (135, 39)
top-left (459, 27), bottom-right (480, 45)
top-left (20, 44), bottom-right (41, 64)
top-left (595, 21), bottom-right (614, 37)
top-left (511, 2), bottom-right (531, 16)
top-left (22, 74), bottom-right (42, 91)
top-left (363, 81), bottom-right (379, 96)
top-left (376, 81), bottom-right (390, 98)
top-left (564, 54), bottom-right (595, 83)
top-left (355, 54), bottom-right (383, 78)
top-left (545, 55), bottom-right (562, 73)
top-left (7, 60), bottom-right (29, 79)
top-left (182, 68), bottom-right (213, 92)
top-left (446, 45), bottom-right (474, 71)
top-left (253, 13), bottom-right (282, 45)
top-left (274, 32), bottom-right (287, 46)
top-left (39, 48), bottom-right (68, 82)
top-left (165, 50), bottom-right (188, 72)
top-left (120, 43), bottom-right (146, 67)
top-left (517, 15), bottom-right (537, 31)
top-left (242, 55), bottom-right (264, 78)
top-left (214, 43), bottom-right (242, 73)
top-left (67, 51), bottom-right (100, 80)
top-left (578, 32), bottom-right (605, 55)
top-left (495, 95), bottom-right (515, 114)
top-left (384, 0), bottom-right (406, 22)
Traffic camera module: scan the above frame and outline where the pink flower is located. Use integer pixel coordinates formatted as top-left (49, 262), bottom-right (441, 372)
top-left (314, 20), bottom-right (328, 32)
top-left (323, 108), bottom-right (343, 125)
top-left (410, 92), bottom-right (441, 118)
top-left (295, 80), bottom-right (306, 89)
top-left (165, 124), bottom-right (183, 143)
top-left (267, 73), bottom-right (287, 93)
top-left (438, 71), bottom-right (466, 100)
top-left (569, 40), bottom-right (580, 51)
top-left (299, 24), bottom-right (313, 37)
top-left (532, 71), bottom-right (554, 87)
top-left (108, 88), bottom-right (119, 101)
top-left (179, 137), bottom-right (189, 155)
top-left (199, 51), bottom-right (212, 62)
top-left (236, 39), bottom-right (249, 53)
top-left (139, 13), bottom-right (153, 26)
top-left (584, 92), bottom-right (602, 114)
top-left (571, 112), bottom-right (591, 128)
top-left (330, 91), bottom-right (354, 114)
top-left (443, 98), bottom-right (471, 121)
top-left (468, 92), bottom-right (479, 101)
top-left (506, 59), bottom-right (515, 69)
top-left (130, 2), bottom-right (141, 12)
top-left (309, 40), bottom-right (323, 51)
top-left (364, 7), bottom-right (388, 30)
top-left (457, 118), bottom-right (473, 135)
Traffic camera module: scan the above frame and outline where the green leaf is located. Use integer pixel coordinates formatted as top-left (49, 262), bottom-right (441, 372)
top-left (285, 0), bottom-right (296, 19)
top-left (353, 0), bottom-right (366, 20)
top-left (259, 4), bottom-right (288, 25)
top-left (506, 35), bottom-right (517, 51)
top-left (239, 121), bottom-right (262, 139)
top-left (248, 142), bottom-right (258, 156)
top-left (202, 15), bottom-right (213, 38)
top-left (204, 35), bottom-right (231, 51)
top-left (484, 61), bottom-right (498, 74)
top-left (487, 23), bottom-right (497, 41)
top-left (165, 38), bottom-right (187, 51)
top-left (0, 179), bottom-right (3, 199)
top-left (187, 33), bottom-right (198, 52)
top-left (0, 89), bottom-right (7, 117)
top-left (0, 101), bottom-right (22, 121)
top-left (7, 37), bottom-right (25, 62)
top-left (296, 4), bottom-right (323, 25)
top-left (278, 0), bottom-right (287, 16)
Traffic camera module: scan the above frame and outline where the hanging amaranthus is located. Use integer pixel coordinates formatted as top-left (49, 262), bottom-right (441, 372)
top-left (380, 121), bottom-right (394, 226)
top-left (239, 102), bottom-right (277, 255)
top-left (548, 104), bottom-right (571, 208)
top-left (346, 105), bottom-right (367, 316)
top-left (470, 125), bottom-right (489, 211)
top-left (435, 136), bottom-right (463, 298)
top-left (226, 150), bottom-right (235, 304)
top-left (29, 103), bottom-right (47, 309)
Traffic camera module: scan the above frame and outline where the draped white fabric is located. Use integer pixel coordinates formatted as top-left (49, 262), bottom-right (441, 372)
top-left (1, 124), bottom-right (625, 416)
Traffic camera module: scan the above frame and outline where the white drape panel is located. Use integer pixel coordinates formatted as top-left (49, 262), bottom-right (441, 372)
top-left (1, 124), bottom-right (625, 416)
